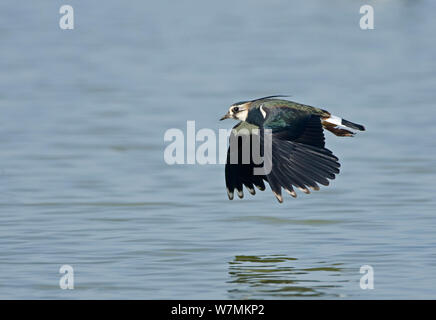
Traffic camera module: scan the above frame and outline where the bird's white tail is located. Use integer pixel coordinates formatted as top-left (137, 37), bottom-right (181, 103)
top-left (322, 115), bottom-right (365, 137)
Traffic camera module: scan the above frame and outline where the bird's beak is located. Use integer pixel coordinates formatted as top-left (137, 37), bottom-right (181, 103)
top-left (220, 112), bottom-right (231, 121)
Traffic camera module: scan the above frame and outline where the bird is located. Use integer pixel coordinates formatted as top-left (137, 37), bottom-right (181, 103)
top-left (220, 95), bottom-right (365, 203)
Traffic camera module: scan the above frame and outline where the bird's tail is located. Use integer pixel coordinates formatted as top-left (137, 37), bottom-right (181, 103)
top-left (321, 115), bottom-right (365, 137)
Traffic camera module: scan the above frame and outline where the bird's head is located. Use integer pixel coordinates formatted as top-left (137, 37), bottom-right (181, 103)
top-left (220, 96), bottom-right (289, 122)
top-left (220, 101), bottom-right (251, 121)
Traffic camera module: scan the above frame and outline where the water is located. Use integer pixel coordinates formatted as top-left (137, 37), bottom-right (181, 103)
top-left (1, 0), bottom-right (436, 299)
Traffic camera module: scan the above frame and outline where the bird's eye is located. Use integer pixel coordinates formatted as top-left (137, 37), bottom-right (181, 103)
top-left (233, 107), bottom-right (239, 113)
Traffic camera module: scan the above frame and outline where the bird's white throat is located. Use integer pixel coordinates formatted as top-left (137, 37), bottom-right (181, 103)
top-left (235, 109), bottom-right (248, 121)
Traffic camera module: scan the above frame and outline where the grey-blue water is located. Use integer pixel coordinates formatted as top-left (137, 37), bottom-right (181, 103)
top-left (1, 0), bottom-right (435, 299)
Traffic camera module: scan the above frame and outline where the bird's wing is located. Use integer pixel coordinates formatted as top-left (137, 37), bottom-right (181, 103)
top-left (225, 122), bottom-right (266, 200)
top-left (260, 105), bottom-right (326, 147)
top-left (259, 129), bottom-right (340, 202)
top-left (224, 108), bottom-right (340, 202)
top-left (258, 106), bottom-right (340, 202)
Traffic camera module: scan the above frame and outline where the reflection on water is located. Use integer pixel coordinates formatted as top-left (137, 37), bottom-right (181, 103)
top-left (228, 255), bottom-right (346, 299)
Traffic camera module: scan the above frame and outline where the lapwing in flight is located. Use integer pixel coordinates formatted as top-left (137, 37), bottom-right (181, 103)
top-left (220, 96), bottom-right (365, 203)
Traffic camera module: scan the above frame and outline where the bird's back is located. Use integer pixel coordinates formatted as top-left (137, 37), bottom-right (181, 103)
top-left (250, 98), bottom-right (329, 117)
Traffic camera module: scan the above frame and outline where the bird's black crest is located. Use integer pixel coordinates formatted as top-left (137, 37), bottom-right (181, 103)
top-left (252, 95), bottom-right (290, 101)
top-left (233, 100), bottom-right (250, 106)
top-left (233, 95), bottom-right (290, 106)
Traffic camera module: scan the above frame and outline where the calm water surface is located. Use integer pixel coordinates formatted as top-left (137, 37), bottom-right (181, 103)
top-left (1, 1), bottom-right (436, 299)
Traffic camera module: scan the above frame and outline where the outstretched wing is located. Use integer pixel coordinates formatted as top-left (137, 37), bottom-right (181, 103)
top-left (224, 107), bottom-right (340, 202)
top-left (259, 106), bottom-right (340, 202)
top-left (260, 130), bottom-right (340, 202)
top-left (225, 122), bottom-right (266, 200)
top-left (260, 105), bottom-right (325, 147)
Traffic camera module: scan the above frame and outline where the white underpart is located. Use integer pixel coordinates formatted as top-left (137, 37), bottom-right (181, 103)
top-left (324, 115), bottom-right (355, 132)
top-left (260, 104), bottom-right (267, 118)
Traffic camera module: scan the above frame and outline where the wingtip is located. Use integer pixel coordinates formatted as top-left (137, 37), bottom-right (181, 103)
top-left (226, 189), bottom-right (234, 200)
top-left (285, 188), bottom-right (297, 198)
top-left (272, 191), bottom-right (283, 203)
top-left (309, 185), bottom-right (320, 191)
top-left (237, 189), bottom-right (244, 199)
top-left (298, 187), bottom-right (310, 194)
top-left (255, 184), bottom-right (266, 191)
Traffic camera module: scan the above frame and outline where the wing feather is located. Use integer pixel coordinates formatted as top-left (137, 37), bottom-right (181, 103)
top-left (225, 123), bottom-right (267, 200)
top-left (224, 110), bottom-right (341, 202)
